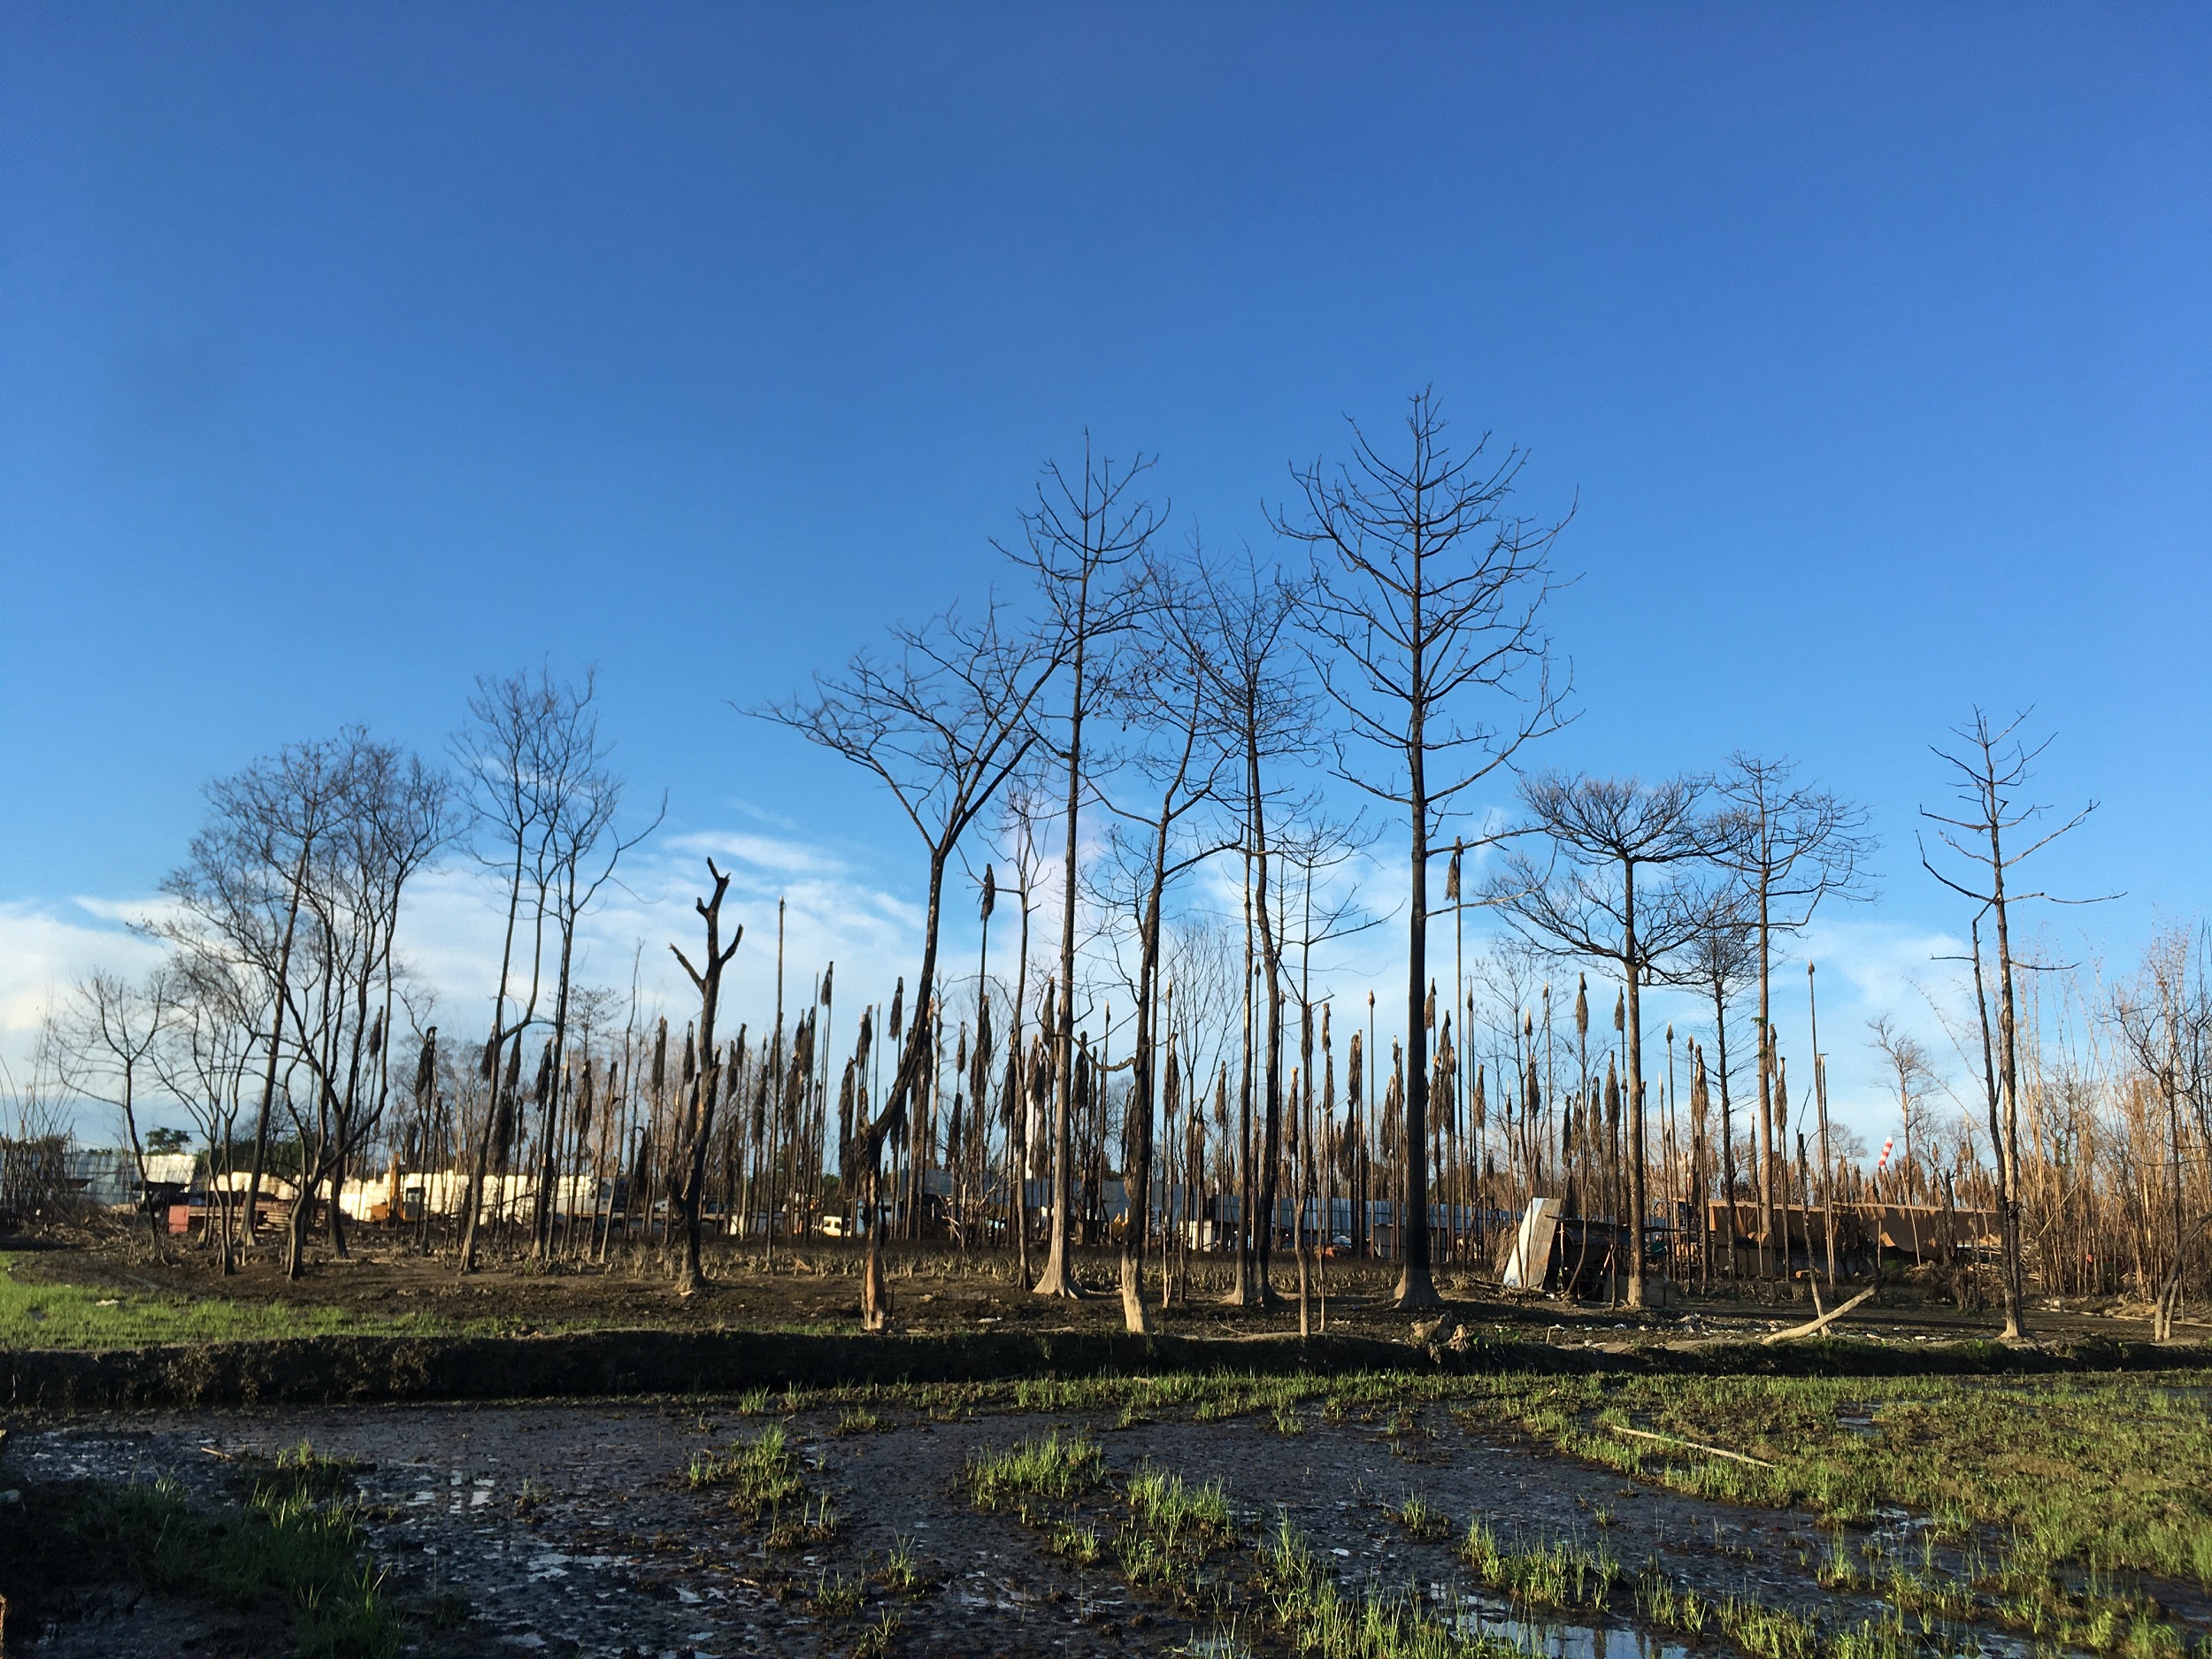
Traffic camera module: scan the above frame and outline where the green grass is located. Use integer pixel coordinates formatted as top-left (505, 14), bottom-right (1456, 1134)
top-left (1447, 1370), bottom-right (2212, 1586)
top-left (810, 1569), bottom-right (864, 1616)
top-left (1394, 1493), bottom-right (1449, 1543)
top-left (687, 1421), bottom-right (810, 1519)
top-left (964, 1430), bottom-right (1106, 1509)
top-left (1125, 1463), bottom-right (1235, 1552)
top-left (1116, 1463), bottom-right (1238, 1594)
top-left (1258, 1518), bottom-right (1516, 1659)
top-left (1460, 1519), bottom-right (1621, 1611)
top-left (768, 1363), bottom-right (2212, 1592)
top-left (879, 1534), bottom-right (927, 1595)
top-left (0, 1255), bottom-right (469, 1348)
top-left (0, 1451), bottom-right (403, 1659)
top-left (855, 1608), bottom-right (903, 1658)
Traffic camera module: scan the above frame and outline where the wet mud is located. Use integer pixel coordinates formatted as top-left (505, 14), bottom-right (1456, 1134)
top-left (13, 1388), bottom-right (2200, 1658)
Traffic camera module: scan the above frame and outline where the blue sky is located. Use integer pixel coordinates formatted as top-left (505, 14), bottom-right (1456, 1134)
top-left (3, 4), bottom-right (2207, 1144)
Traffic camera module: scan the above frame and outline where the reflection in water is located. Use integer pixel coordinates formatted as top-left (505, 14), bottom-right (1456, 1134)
top-left (1449, 1588), bottom-right (1688, 1659)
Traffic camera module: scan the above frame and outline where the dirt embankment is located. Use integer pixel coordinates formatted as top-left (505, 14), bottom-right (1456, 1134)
top-left (7, 1324), bottom-right (2200, 1412)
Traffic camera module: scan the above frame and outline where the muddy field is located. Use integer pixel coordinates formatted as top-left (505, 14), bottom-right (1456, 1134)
top-left (9, 1376), bottom-right (2208, 1658)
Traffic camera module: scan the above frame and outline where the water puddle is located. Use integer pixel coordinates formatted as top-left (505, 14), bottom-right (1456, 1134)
top-left (1447, 1588), bottom-right (1689, 1659)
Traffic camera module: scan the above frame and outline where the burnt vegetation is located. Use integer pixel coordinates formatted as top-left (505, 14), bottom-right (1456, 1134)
top-left (6, 390), bottom-right (2203, 1372)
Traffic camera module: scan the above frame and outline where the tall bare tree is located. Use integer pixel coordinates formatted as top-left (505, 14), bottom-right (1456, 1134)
top-left (56, 969), bottom-right (170, 1245)
top-left (161, 736), bottom-right (359, 1242)
top-left (2111, 929), bottom-right (2212, 1341)
top-left (1868, 1014), bottom-right (1939, 1192)
top-left (150, 947), bottom-right (265, 1271)
top-left (1193, 549), bottom-right (1318, 1305)
top-left (265, 739), bottom-right (449, 1278)
top-left (1684, 894), bottom-right (1756, 1273)
top-left (528, 698), bottom-right (662, 1257)
top-left (1283, 390), bottom-right (1569, 1308)
top-left (1920, 709), bottom-right (2105, 1340)
top-left (1709, 755), bottom-right (1875, 1278)
top-left (1491, 773), bottom-right (1713, 1309)
top-left (1004, 442), bottom-right (1164, 1301)
top-left (1094, 551), bottom-right (1234, 1332)
top-left (454, 671), bottom-right (576, 1271)
top-left (764, 599), bottom-right (1057, 1327)
top-left (990, 783), bottom-right (1053, 1285)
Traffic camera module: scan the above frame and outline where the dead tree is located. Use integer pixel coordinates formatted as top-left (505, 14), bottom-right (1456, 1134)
top-left (994, 781), bottom-right (1053, 1286)
top-left (56, 970), bottom-right (170, 1246)
top-left (1491, 773), bottom-right (1713, 1309)
top-left (453, 671), bottom-right (581, 1272)
top-left (1192, 550), bottom-right (1318, 1305)
top-left (530, 692), bottom-right (662, 1257)
top-left (2108, 930), bottom-right (2206, 1340)
top-left (1004, 442), bottom-right (1164, 1300)
top-left (1919, 709), bottom-right (2107, 1341)
top-left (668, 861), bottom-right (742, 1295)
top-left (1868, 1016), bottom-right (1939, 1197)
top-left (160, 736), bottom-right (361, 1243)
top-left (764, 600), bottom-right (1056, 1328)
top-left (265, 741), bottom-right (449, 1279)
top-left (1276, 826), bottom-right (1374, 1333)
top-left (150, 948), bottom-right (263, 1271)
top-left (1094, 552), bottom-right (1234, 1332)
top-left (1709, 756), bottom-right (1875, 1278)
top-left (1283, 389), bottom-right (1569, 1308)
top-left (1685, 895), bottom-right (1756, 1274)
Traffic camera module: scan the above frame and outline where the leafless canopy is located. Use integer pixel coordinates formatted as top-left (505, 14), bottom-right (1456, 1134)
top-left (1917, 708), bottom-right (2108, 916)
top-left (1710, 753), bottom-right (1877, 933)
top-left (760, 597), bottom-right (1057, 864)
top-left (1490, 773), bottom-right (1717, 970)
top-left (1281, 388), bottom-right (1571, 834)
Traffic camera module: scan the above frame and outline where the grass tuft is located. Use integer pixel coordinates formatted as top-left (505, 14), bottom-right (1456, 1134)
top-left (964, 1431), bottom-right (1105, 1510)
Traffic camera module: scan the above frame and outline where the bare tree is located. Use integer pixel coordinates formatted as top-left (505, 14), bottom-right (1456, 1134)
top-left (994, 780), bottom-right (1054, 1286)
top-left (266, 739), bottom-right (449, 1278)
top-left (668, 861), bottom-right (742, 1294)
top-left (1282, 390), bottom-right (1570, 1308)
top-left (1094, 551), bottom-right (1235, 1332)
top-left (1192, 549), bottom-right (1319, 1305)
top-left (1868, 1014), bottom-right (1939, 1194)
top-left (56, 970), bottom-right (170, 1245)
top-left (1273, 822), bottom-right (1374, 1333)
top-left (1709, 755), bottom-right (1876, 1277)
top-left (150, 947), bottom-right (265, 1271)
top-left (763, 599), bottom-right (1058, 1327)
top-left (161, 736), bottom-right (361, 1243)
top-left (1920, 709), bottom-right (2107, 1340)
top-left (454, 671), bottom-right (573, 1271)
top-left (1683, 894), bottom-right (1757, 1274)
top-left (529, 701), bottom-right (662, 1257)
top-left (1003, 442), bottom-right (1164, 1301)
top-left (1490, 773), bottom-right (1713, 1309)
top-left (2108, 929), bottom-right (2208, 1341)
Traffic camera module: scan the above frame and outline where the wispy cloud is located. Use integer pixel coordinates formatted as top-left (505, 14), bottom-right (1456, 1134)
top-left (0, 818), bottom-right (2025, 1164)
top-left (0, 900), bottom-right (168, 1038)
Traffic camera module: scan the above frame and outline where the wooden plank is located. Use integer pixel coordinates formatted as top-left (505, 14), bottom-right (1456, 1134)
top-left (1499, 1197), bottom-right (1561, 1290)
top-left (1606, 1425), bottom-right (1774, 1468)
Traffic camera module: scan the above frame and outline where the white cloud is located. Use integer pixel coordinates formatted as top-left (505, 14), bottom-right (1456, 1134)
top-left (0, 815), bottom-right (2028, 1171)
top-left (0, 898), bottom-right (168, 1040)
